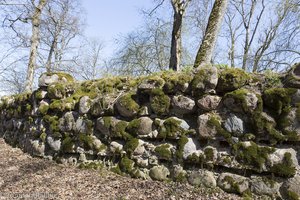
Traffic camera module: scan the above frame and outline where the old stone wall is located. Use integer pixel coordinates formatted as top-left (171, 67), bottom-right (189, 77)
top-left (1, 64), bottom-right (300, 199)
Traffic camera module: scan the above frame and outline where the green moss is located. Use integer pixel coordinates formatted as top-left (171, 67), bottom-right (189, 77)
top-left (263, 88), bottom-right (296, 116)
top-left (78, 133), bottom-right (94, 150)
top-left (103, 116), bottom-right (112, 129)
top-left (287, 190), bottom-right (300, 200)
top-left (124, 138), bottom-right (139, 157)
top-left (35, 90), bottom-right (44, 100)
top-left (47, 83), bottom-right (66, 99)
top-left (235, 142), bottom-right (274, 171)
top-left (161, 70), bottom-right (193, 93)
top-left (223, 175), bottom-right (244, 194)
top-left (270, 152), bottom-right (296, 177)
top-left (296, 103), bottom-right (300, 122)
top-left (204, 147), bottom-right (215, 162)
top-left (158, 117), bottom-right (186, 139)
top-left (39, 132), bottom-right (47, 142)
top-left (217, 68), bottom-right (249, 93)
top-left (150, 89), bottom-right (170, 116)
top-left (61, 136), bottom-right (74, 152)
top-left (176, 136), bottom-right (189, 163)
top-left (174, 171), bottom-right (187, 183)
top-left (45, 72), bottom-right (74, 82)
top-left (43, 115), bottom-right (59, 133)
top-left (119, 157), bottom-right (135, 174)
top-left (25, 104), bottom-right (31, 111)
top-left (78, 162), bottom-right (104, 170)
top-left (118, 93), bottom-right (139, 114)
top-left (225, 88), bottom-right (262, 114)
top-left (111, 165), bottom-right (122, 175)
top-left (126, 119), bottom-right (141, 136)
top-left (114, 121), bottom-right (132, 140)
top-left (207, 115), bottom-right (233, 144)
top-left (263, 69), bottom-right (282, 89)
top-left (38, 104), bottom-right (49, 115)
top-left (155, 144), bottom-right (172, 160)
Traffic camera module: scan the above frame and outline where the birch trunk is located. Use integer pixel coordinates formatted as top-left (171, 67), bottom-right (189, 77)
top-left (194, 0), bottom-right (228, 67)
top-left (24, 0), bottom-right (47, 92)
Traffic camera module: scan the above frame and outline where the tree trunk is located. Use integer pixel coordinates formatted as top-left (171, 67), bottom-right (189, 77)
top-left (169, 9), bottom-right (183, 71)
top-left (24, 0), bottom-right (47, 92)
top-left (194, 0), bottom-right (228, 67)
top-left (45, 37), bottom-right (57, 73)
top-left (169, 0), bottom-right (190, 71)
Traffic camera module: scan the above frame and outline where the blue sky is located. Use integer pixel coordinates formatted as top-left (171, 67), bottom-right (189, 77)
top-left (82, 1), bottom-right (154, 57)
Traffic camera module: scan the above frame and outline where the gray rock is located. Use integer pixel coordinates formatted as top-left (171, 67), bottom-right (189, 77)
top-left (79, 96), bottom-right (91, 114)
top-left (58, 112), bottom-right (76, 132)
top-left (30, 140), bottom-right (45, 156)
top-left (90, 95), bottom-right (115, 116)
top-left (197, 95), bottom-right (221, 111)
top-left (193, 65), bottom-right (218, 93)
top-left (224, 114), bottom-right (244, 136)
top-left (47, 136), bottom-right (61, 152)
top-left (171, 95), bottom-right (196, 115)
top-left (137, 117), bottom-right (153, 135)
top-left (284, 63), bottom-right (300, 88)
top-left (217, 173), bottom-right (249, 194)
top-left (281, 108), bottom-right (300, 140)
top-left (149, 165), bottom-right (170, 181)
top-left (183, 137), bottom-right (201, 159)
top-left (74, 117), bottom-right (93, 134)
top-left (38, 73), bottom-right (59, 87)
top-left (188, 170), bottom-right (216, 188)
top-left (132, 139), bottom-right (145, 156)
top-left (280, 175), bottom-right (300, 200)
top-left (250, 176), bottom-right (280, 197)
top-left (138, 77), bottom-right (165, 92)
top-left (267, 148), bottom-right (298, 173)
top-left (96, 116), bottom-right (119, 135)
top-left (197, 113), bottom-right (219, 139)
top-left (110, 141), bottom-right (123, 153)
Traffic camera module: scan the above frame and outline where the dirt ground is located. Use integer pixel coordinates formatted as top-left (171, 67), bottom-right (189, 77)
top-left (0, 139), bottom-right (243, 200)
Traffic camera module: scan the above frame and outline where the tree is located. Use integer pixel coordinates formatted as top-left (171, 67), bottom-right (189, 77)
top-left (194, 0), bottom-right (228, 67)
top-left (169, 0), bottom-right (191, 71)
top-left (24, 0), bottom-right (47, 92)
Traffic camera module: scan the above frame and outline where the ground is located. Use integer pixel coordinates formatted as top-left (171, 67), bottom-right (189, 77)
top-left (0, 139), bottom-right (242, 200)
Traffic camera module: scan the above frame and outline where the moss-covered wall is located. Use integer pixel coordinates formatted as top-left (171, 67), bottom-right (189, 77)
top-left (1, 64), bottom-right (300, 199)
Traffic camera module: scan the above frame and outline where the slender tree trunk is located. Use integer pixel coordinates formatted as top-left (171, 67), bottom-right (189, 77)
top-left (24, 0), bottom-right (47, 92)
top-left (194, 0), bottom-right (228, 67)
top-left (45, 37), bottom-right (57, 73)
top-left (169, 11), bottom-right (183, 71)
top-left (169, 0), bottom-right (190, 71)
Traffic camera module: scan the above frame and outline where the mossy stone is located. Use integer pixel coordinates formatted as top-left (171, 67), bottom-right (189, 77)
top-left (119, 157), bottom-right (135, 174)
top-left (124, 138), bottom-right (139, 157)
top-left (216, 68), bottom-right (249, 93)
top-left (155, 144), bottom-right (172, 160)
top-left (150, 89), bottom-right (170, 116)
top-left (270, 152), bottom-right (296, 177)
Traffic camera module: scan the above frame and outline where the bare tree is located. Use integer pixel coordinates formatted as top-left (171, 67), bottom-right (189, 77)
top-left (194, 0), bottom-right (229, 67)
top-left (169, 0), bottom-right (191, 71)
top-left (24, 0), bottom-right (47, 92)
top-left (72, 38), bottom-right (104, 80)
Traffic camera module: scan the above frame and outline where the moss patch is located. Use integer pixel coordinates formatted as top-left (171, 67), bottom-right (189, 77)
top-left (150, 89), bottom-right (170, 116)
top-left (176, 136), bottom-right (189, 163)
top-left (155, 144), bottom-right (172, 160)
top-left (61, 135), bottom-right (74, 153)
top-left (118, 93), bottom-right (139, 115)
top-left (270, 152), bottom-right (296, 177)
top-left (126, 119), bottom-right (141, 136)
top-left (158, 117), bottom-right (185, 139)
top-left (216, 68), bottom-right (249, 93)
top-left (119, 157), bottom-right (135, 174)
top-left (124, 138), bottom-right (139, 157)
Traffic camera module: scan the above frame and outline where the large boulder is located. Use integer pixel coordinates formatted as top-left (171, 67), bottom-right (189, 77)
top-left (38, 72), bottom-right (74, 87)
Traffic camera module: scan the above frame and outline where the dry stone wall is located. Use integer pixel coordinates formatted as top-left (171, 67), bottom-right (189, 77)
top-left (1, 64), bottom-right (300, 199)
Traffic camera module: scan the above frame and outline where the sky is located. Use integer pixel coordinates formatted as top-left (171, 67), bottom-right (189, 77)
top-left (81, 1), bottom-right (154, 57)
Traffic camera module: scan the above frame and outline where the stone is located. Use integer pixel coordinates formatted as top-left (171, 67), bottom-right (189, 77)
top-left (192, 65), bottom-right (218, 94)
top-left (224, 114), bottom-right (244, 136)
top-left (183, 137), bottom-right (201, 159)
top-left (250, 176), bottom-right (280, 197)
top-left (223, 90), bottom-right (259, 113)
top-left (79, 96), bottom-right (91, 114)
top-left (149, 165), bottom-right (170, 181)
top-left (138, 77), bottom-right (165, 92)
top-left (280, 175), bottom-right (300, 200)
top-left (217, 173), bottom-right (249, 194)
top-left (90, 95), bottom-right (115, 117)
top-left (284, 63), bottom-right (300, 88)
top-left (38, 73), bottom-right (59, 87)
top-left (197, 95), bottom-right (221, 111)
top-left (110, 141), bottom-right (123, 153)
top-left (197, 113), bottom-right (218, 139)
top-left (171, 95), bottom-right (196, 115)
top-left (47, 136), bottom-right (61, 152)
top-left (132, 139), bottom-right (145, 156)
top-left (188, 170), bottom-right (216, 188)
top-left (281, 108), bottom-right (300, 140)
top-left (173, 165), bottom-right (187, 181)
top-left (30, 140), bottom-right (45, 156)
top-left (74, 117), bottom-right (93, 134)
top-left (58, 112), bottom-right (76, 132)
top-left (137, 117), bottom-right (153, 135)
